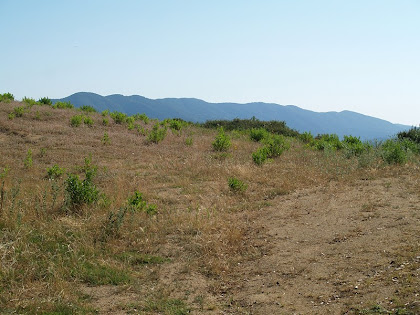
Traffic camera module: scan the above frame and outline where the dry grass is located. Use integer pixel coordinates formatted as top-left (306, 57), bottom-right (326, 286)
top-left (0, 100), bottom-right (419, 314)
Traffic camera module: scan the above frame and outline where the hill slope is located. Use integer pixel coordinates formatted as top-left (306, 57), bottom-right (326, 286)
top-left (53, 92), bottom-right (410, 140)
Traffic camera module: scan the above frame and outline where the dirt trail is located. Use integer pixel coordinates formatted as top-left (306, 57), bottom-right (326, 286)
top-left (227, 175), bottom-right (420, 314)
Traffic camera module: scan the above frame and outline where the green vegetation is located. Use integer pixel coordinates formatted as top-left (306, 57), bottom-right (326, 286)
top-left (147, 123), bottom-right (167, 144)
top-left (70, 114), bottom-right (83, 127)
top-left (228, 177), bottom-right (248, 193)
top-left (47, 164), bottom-right (65, 179)
top-left (53, 101), bottom-right (74, 109)
top-left (252, 134), bottom-right (290, 165)
top-left (398, 126), bottom-right (420, 144)
top-left (0, 92), bottom-right (14, 102)
top-left (203, 117), bottom-right (299, 137)
top-left (212, 127), bottom-right (231, 151)
top-left (38, 97), bottom-right (52, 106)
top-left (13, 106), bottom-right (24, 117)
top-left (24, 149), bottom-right (33, 168)
top-left (64, 156), bottom-right (99, 210)
top-left (110, 111), bottom-right (128, 124)
top-left (127, 191), bottom-right (157, 215)
top-left (102, 132), bottom-right (110, 145)
top-left (80, 105), bottom-right (97, 113)
top-left (83, 115), bottom-right (94, 126)
top-left (22, 96), bottom-right (39, 106)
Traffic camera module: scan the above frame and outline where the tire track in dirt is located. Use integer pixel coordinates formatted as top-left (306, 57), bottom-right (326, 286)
top-left (226, 176), bottom-right (420, 314)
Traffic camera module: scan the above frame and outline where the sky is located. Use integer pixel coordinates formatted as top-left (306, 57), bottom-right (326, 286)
top-left (0, 0), bottom-right (419, 126)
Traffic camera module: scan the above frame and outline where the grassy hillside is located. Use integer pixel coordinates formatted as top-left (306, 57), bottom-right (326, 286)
top-left (0, 95), bottom-right (419, 314)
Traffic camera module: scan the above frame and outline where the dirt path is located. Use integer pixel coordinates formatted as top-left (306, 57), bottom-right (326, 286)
top-left (226, 175), bottom-right (420, 314)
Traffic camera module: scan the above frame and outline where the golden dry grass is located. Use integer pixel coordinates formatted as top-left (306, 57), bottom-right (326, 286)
top-left (0, 100), bottom-right (419, 314)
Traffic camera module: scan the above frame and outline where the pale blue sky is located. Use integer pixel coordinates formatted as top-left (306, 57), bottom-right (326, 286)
top-left (1, 0), bottom-right (419, 125)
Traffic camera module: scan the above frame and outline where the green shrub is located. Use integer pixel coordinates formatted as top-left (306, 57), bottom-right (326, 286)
top-left (397, 126), bottom-right (420, 144)
top-left (0, 92), bottom-right (14, 102)
top-left (212, 127), bottom-right (231, 151)
top-left (342, 135), bottom-right (366, 157)
top-left (127, 191), bottom-right (157, 215)
top-left (102, 132), bottom-right (110, 145)
top-left (250, 128), bottom-right (269, 142)
top-left (38, 97), bottom-right (52, 106)
top-left (132, 113), bottom-right (149, 124)
top-left (228, 177), bottom-right (248, 193)
top-left (299, 131), bottom-right (314, 144)
top-left (313, 134), bottom-right (343, 151)
top-left (202, 117), bottom-right (299, 137)
top-left (70, 115), bottom-right (83, 127)
top-left (84, 116), bottom-right (94, 127)
top-left (80, 105), bottom-right (96, 113)
top-left (53, 101), bottom-right (74, 109)
top-left (263, 134), bottom-right (290, 158)
top-left (136, 124), bottom-right (147, 136)
top-left (47, 164), bottom-right (65, 179)
top-left (381, 140), bottom-right (407, 165)
top-left (102, 118), bottom-right (109, 126)
top-left (13, 106), bottom-right (24, 117)
top-left (24, 149), bottom-right (33, 168)
top-left (8, 112), bottom-right (15, 120)
top-left (252, 146), bottom-right (269, 165)
top-left (65, 157), bottom-right (99, 209)
top-left (110, 111), bottom-right (128, 124)
top-left (147, 123), bottom-right (167, 144)
top-left (185, 136), bottom-right (193, 146)
top-left (102, 109), bottom-right (110, 116)
top-left (22, 97), bottom-right (38, 106)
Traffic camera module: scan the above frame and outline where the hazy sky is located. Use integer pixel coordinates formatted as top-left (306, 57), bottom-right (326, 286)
top-left (1, 0), bottom-right (419, 125)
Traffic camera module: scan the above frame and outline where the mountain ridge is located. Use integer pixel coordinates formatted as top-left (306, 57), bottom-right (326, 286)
top-left (53, 92), bottom-right (411, 140)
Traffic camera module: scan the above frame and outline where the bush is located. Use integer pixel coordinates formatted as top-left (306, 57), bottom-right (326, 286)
top-left (228, 177), bottom-right (248, 193)
top-left (47, 164), bottom-right (65, 179)
top-left (185, 136), bottom-right (193, 146)
top-left (24, 149), bottom-right (33, 168)
top-left (381, 140), bottom-right (407, 165)
top-left (13, 106), bottom-right (24, 117)
top-left (263, 134), bottom-right (290, 158)
top-left (127, 191), bottom-right (157, 215)
top-left (84, 116), bottom-right (94, 127)
top-left (102, 109), bottom-right (110, 116)
top-left (252, 146), bottom-right (269, 165)
top-left (38, 97), bottom-right (52, 106)
top-left (102, 132), bottom-right (110, 145)
top-left (102, 118), bottom-right (109, 126)
top-left (22, 97), bottom-right (38, 106)
top-left (70, 115), bottom-right (83, 127)
top-left (299, 131), bottom-right (314, 144)
top-left (53, 101), bottom-right (74, 109)
top-left (313, 134), bottom-right (343, 151)
top-left (8, 112), bottom-right (15, 120)
top-left (65, 157), bottom-right (99, 209)
top-left (110, 111), bottom-right (128, 124)
top-left (398, 126), bottom-right (420, 144)
top-left (202, 117), bottom-right (299, 137)
top-left (342, 135), bottom-right (366, 157)
top-left (212, 127), bottom-right (231, 151)
top-left (250, 128), bottom-right (269, 142)
top-left (147, 123), bottom-right (167, 144)
top-left (132, 113), bottom-right (149, 124)
top-left (80, 105), bottom-right (96, 113)
top-left (0, 92), bottom-right (14, 102)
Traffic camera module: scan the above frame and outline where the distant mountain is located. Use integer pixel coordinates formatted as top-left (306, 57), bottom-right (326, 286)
top-left (53, 92), bottom-right (411, 140)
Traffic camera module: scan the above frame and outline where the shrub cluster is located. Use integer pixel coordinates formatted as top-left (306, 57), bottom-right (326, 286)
top-left (203, 117), bottom-right (299, 137)
top-left (252, 134), bottom-right (290, 165)
top-left (212, 127), bottom-right (231, 151)
top-left (0, 92), bottom-right (14, 102)
top-left (127, 191), bottom-right (157, 215)
top-left (147, 123), bottom-right (167, 144)
top-left (228, 177), bottom-right (248, 193)
top-left (53, 101), bottom-right (74, 109)
top-left (65, 156), bottom-right (99, 210)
